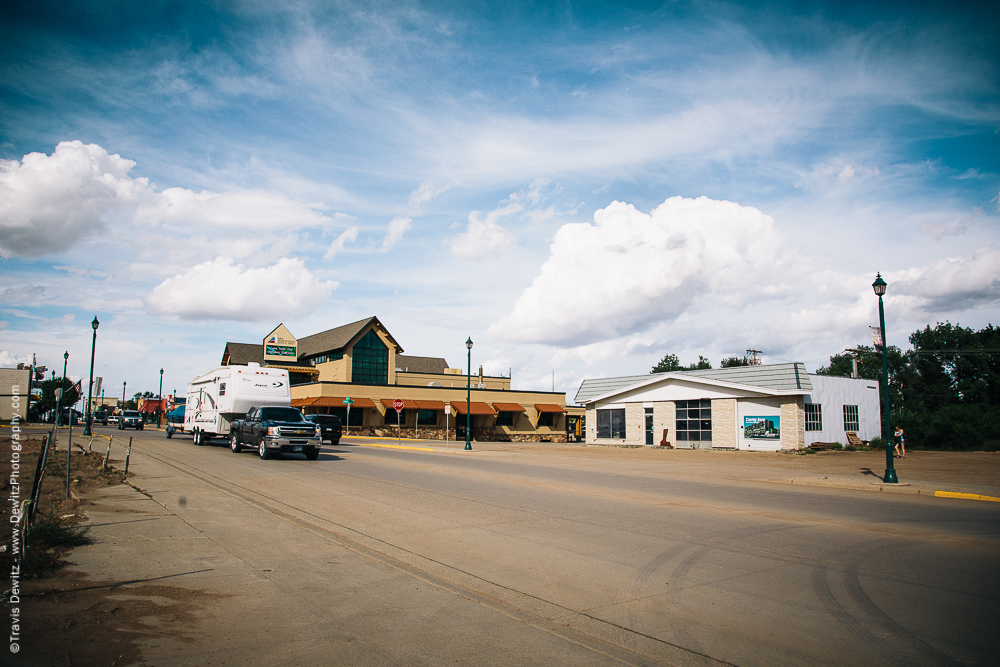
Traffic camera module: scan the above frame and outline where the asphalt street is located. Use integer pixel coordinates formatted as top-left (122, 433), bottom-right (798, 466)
top-left (38, 426), bottom-right (1000, 665)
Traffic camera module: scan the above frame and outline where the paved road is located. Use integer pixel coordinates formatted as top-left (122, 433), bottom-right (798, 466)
top-left (64, 427), bottom-right (1000, 665)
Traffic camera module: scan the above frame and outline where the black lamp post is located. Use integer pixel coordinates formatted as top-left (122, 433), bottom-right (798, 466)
top-left (465, 337), bottom-right (473, 451)
top-left (158, 368), bottom-right (164, 428)
top-left (122, 380), bottom-right (127, 413)
top-left (56, 351), bottom-right (68, 427)
top-left (873, 273), bottom-right (898, 484)
top-left (84, 316), bottom-right (99, 436)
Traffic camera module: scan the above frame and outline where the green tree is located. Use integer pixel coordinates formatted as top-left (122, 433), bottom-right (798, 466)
top-left (720, 356), bottom-right (751, 368)
top-left (652, 354), bottom-right (712, 373)
top-left (37, 377), bottom-right (79, 413)
top-left (817, 322), bottom-right (1000, 450)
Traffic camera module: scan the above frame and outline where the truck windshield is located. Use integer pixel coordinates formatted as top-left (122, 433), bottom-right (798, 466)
top-left (259, 407), bottom-right (305, 422)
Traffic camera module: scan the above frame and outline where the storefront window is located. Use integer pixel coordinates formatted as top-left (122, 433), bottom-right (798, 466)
top-left (417, 409), bottom-right (437, 426)
top-left (496, 411), bottom-right (515, 426)
top-left (676, 399), bottom-right (712, 442)
top-left (596, 408), bottom-right (626, 439)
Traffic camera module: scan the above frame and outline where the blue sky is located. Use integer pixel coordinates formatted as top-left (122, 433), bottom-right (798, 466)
top-left (1, 0), bottom-right (998, 401)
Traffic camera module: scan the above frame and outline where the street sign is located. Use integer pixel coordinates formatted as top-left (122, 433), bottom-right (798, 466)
top-left (393, 398), bottom-right (404, 412)
top-left (343, 396), bottom-right (353, 405)
top-left (444, 404), bottom-right (450, 415)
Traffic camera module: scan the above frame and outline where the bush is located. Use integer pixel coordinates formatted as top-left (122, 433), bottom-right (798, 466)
top-left (30, 512), bottom-right (92, 549)
top-left (869, 436), bottom-right (884, 449)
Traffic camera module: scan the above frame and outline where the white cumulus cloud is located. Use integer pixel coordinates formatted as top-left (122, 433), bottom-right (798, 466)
top-left (145, 256), bottom-right (338, 321)
top-left (449, 181), bottom-right (552, 259)
top-left (490, 196), bottom-right (800, 346)
top-left (0, 140), bottom-right (149, 258)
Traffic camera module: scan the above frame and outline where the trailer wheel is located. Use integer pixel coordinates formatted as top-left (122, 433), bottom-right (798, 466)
top-left (193, 429), bottom-right (202, 446)
top-left (258, 436), bottom-right (271, 460)
top-left (166, 429), bottom-right (172, 439)
top-left (230, 431), bottom-right (242, 453)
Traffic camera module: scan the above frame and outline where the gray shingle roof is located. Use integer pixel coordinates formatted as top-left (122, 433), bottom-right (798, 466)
top-left (573, 362), bottom-right (812, 405)
top-left (222, 342), bottom-right (264, 366)
top-left (396, 355), bottom-right (450, 374)
top-left (297, 316), bottom-right (403, 357)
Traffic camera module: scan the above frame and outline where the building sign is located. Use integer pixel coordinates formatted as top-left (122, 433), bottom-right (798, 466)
top-left (744, 415), bottom-right (781, 440)
top-left (263, 324), bottom-right (298, 362)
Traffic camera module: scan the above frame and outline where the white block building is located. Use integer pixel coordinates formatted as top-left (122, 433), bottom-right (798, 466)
top-left (574, 363), bottom-right (881, 451)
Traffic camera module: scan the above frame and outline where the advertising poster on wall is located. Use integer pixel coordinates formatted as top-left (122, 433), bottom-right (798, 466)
top-left (744, 415), bottom-right (781, 440)
top-left (263, 323), bottom-right (298, 362)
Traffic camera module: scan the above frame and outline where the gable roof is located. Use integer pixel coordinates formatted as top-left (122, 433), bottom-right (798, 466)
top-left (574, 362), bottom-right (812, 405)
top-left (297, 316), bottom-right (403, 357)
top-left (222, 342), bottom-right (264, 366)
top-left (395, 355), bottom-right (450, 374)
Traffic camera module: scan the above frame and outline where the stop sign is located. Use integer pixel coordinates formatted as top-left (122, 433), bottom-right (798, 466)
top-left (393, 398), bottom-right (404, 412)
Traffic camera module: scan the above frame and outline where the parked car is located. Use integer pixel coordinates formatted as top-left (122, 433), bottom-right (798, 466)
top-left (304, 414), bottom-right (342, 445)
top-left (94, 408), bottom-right (109, 425)
top-left (118, 410), bottom-right (144, 430)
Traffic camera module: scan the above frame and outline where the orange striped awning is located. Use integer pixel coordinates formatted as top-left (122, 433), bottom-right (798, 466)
top-left (534, 404), bottom-right (566, 413)
top-left (380, 398), bottom-right (420, 410)
top-left (450, 401), bottom-right (496, 416)
top-left (415, 400), bottom-right (445, 410)
top-left (493, 402), bottom-right (526, 412)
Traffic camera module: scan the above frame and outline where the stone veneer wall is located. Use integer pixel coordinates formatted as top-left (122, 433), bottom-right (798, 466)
top-left (711, 398), bottom-right (737, 449)
top-left (780, 397), bottom-right (805, 450)
top-left (652, 401), bottom-right (674, 446)
top-left (624, 403), bottom-right (644, 446)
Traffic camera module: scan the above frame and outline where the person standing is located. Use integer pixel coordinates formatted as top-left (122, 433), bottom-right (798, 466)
top-left (894, 427), bottom-right (906, 459)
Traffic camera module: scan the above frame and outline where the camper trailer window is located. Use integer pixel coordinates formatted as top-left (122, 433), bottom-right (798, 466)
top-left (219, 382), bottom-right (226, 396)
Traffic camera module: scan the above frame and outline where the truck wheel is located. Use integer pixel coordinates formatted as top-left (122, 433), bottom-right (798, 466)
top-left (166, 429), bottom-right (172, 439)
top-left (230, 431), bottom-right (242, 453)
top-left (306, 447), bottom-right (320, 461)
top-left (258, 436), bottom-right (271, 460)
top-left (193, 430), bottom-right (202, 446)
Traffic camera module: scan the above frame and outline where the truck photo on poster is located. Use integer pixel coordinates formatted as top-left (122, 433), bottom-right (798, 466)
top-left (744, 415), bottom-right (781, 440)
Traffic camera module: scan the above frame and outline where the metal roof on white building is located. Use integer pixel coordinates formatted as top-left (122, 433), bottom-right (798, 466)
top-left (573, 362), bottom-right (812, 405)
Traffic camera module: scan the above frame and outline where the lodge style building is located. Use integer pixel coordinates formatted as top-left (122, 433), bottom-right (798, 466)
top-left (221, 316), bottom-right (571, 442)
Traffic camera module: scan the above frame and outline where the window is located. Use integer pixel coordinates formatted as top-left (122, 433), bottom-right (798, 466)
top-left (496, 411), bottom-right (515, 426)
top-left (675, 399), bottom-right (712, 442)
top-left (351, 330), bottom-right (389, 384)
top-left (417, 409), bottom-right (437, 426)
top-left (805, 404), bottom-right (822, 431)
top-left (219, 382), bottom-right (226, 396)
top-left (331, 406), bottom-right (363, 427)
top-left (537, 412), bottom-right (554, 427)
top-left (309, 351), bottom-right (344, 366)
top-left (596, 408), bottom-right (626, 439)
top-left (843, 405), bottom-right (859, 432)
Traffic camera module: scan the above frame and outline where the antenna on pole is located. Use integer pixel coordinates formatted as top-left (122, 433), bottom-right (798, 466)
top-left (746, 349), bottom-right (764, 366)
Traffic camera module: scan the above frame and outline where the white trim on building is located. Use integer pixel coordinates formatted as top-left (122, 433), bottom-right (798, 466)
top-left (575, 364), bottom-right (880, 451)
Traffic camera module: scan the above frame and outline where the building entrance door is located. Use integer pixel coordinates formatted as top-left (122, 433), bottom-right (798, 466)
top-left (645, 408), bottom-right (654, 445)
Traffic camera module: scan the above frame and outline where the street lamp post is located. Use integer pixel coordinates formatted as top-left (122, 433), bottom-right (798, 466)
top-left (56, 351), bottom-right (69, 428)
top-left (465, 337), bottom-right (473, 451)
top-left (873, 273), bottom-right (898, 484)
top-left (84, 316), bottom-right (99, 436)
top-left (158, 368), bottom-right (164, 428)
top-left (122, 380), bottom-right (127, 410)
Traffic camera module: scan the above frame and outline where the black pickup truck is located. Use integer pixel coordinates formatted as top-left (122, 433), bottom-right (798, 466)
top-left (228, 405), bottom-right (322, 460)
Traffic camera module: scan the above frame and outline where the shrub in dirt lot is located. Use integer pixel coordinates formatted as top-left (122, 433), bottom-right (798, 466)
top-left (0, 513), bottom-right (93, 578)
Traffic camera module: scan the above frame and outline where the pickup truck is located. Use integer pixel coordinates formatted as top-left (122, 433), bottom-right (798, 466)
top-left (228, 405), bottom-right (322, 460)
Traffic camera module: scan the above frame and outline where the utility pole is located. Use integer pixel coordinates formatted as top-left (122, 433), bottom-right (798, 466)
top-left (844, 347), bottom-right (865, 378)
top-left (746, 349), bottom-right (764, 366)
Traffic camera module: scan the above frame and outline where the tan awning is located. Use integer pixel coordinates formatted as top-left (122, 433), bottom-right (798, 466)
top-left (380, 398), bottom-right (420, 410)
top-left (534, 404), bottom-right (566, 413)
top-left (450, 401), bottom-right (496, 416)
top-left (263, 363), bottom-right (319, 376)
top-left (415, 400), bottom-right (445, 410)
top-left (493, 402), bottom-right (526, 412)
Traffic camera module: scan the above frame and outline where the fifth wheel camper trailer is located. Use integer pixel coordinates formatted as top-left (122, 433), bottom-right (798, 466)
top-left (184, 363), bottom-right (290, 445)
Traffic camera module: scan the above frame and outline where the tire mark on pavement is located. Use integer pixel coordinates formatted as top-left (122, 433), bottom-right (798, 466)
top-left (136, 446), bottom-right (737, 667)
